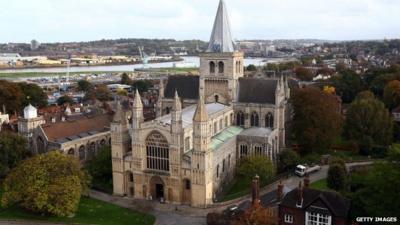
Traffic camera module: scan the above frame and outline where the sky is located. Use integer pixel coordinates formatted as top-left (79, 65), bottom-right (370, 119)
top-left (0, 0), bottom-right (399, 43)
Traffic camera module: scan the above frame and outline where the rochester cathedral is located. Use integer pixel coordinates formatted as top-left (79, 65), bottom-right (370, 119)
top-left (111, 0), bottom-right (290, 207)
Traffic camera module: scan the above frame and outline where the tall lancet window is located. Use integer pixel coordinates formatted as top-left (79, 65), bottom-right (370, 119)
top-left (250, 112), bottom-right (259, 127)
top-left (236, 111), bottom-right (244, 126)
top-left (209, 61), bottom-right (215, 74)
top-left (266, 112), bottom-right (274, 128)
top-left (218, 61), bottom-right (224, 73)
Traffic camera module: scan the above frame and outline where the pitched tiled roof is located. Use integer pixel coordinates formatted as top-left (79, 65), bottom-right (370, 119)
top-left (164, 75), bottom-right (200, 100)
top-left (238, 78), bottom-right (278, 104)
top-left (280, 188), bottom-right (350, 218)
top-left (42, 114), bottom-right (112, 142)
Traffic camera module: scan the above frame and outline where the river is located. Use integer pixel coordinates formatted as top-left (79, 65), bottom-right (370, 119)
top-left (0, 56), bottom-right (284, 74)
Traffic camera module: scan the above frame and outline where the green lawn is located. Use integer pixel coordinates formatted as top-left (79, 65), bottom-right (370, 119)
top-left (310, 179), bottom-right (330, 191)
top-left (0, 196), bottom-right (155, 225)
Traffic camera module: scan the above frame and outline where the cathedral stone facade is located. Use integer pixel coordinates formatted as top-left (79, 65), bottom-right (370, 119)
top-left (111, 0), bottom-right (290, 207)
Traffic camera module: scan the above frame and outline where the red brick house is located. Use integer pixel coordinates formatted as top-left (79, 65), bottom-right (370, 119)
top-left (278, 182), bottom-right (350, 225)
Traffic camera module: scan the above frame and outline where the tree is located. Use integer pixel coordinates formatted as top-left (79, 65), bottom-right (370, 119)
top-left (17, 82), bottom-right (48, 108)
top-left (294, 66), bottom-right (314, 81)
top-left (0, 132), bottom-right (29, 177)
top-left (278, 149), bottom-right (300, 172)
top-left (77, 80), bottom-right (93, 92)
top-left (292, 87), bottom-right (342, 153)
top-left (237, 155), bottom-right (276, 185)
top-left (327, 163), bottom-right (347, 191)
top-left (383, 80), bottom-right (400, 110)
top-left (349, 147), bottom-right (400, 217)
top-left (85, 146), bottom-right (112, 192)
top-left (132, 80), bottom-right (152, 93)
top-left (0, 80), bottom-right (23, 114)
top-left (57, 95), bottom-right (74, 106)
top-left (1, 151), bottom-right (90, 217)
top-left (95, 84), bottom-right (112, 101)
top-left (121, 73), bottom-right (132, 85)
top-left (246, 64), bottom-right (257, 71)
top-left (344, 91), bottom-right (393, 155)
top-left (332, 70), bottom-right (364, 104)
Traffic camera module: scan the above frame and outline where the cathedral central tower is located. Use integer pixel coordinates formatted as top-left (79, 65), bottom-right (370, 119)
top-left (199, 0), bottom-right (244, 105)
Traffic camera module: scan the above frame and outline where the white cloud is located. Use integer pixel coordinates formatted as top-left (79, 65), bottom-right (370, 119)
top-left (0, 0), bottom-right (399, 42)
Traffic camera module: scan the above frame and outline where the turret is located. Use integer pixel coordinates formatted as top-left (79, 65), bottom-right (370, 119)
top-left (132, 89), bottom-right (143, 130)
top-left (111, 100), bottom-right (130, 196)
top-left (191, 96), bottom-right (213, 207)
top-left (156, 79), bottom-right (164, 117)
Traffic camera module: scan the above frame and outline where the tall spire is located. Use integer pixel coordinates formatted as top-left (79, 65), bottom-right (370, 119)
top-left (172, 90), bottom-right (182, 111)
top-left (207, 0), bottom-right (235, 53)
top-left (193, 96), bottom-right (208, 122)
top-left (133, 89), bottom-right (143, 109)
top-left (113, 100), bottom-right (127, 125)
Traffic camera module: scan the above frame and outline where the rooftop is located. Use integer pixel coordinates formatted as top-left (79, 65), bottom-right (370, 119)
top-left (155, 102), bottom-right (229, 128)
top-left (211, 126), bottom-right (244, 150)
top-left (239, 127), bottom-right (272, 137)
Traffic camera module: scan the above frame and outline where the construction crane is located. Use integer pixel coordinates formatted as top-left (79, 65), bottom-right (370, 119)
top-left (138, 46), bottom-right (149, 68)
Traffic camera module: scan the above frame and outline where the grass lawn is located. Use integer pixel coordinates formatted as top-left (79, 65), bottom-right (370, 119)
top-left (0, 196), bottom-right (155, 225)
top-left (310, 179), bottom-right (330, 191)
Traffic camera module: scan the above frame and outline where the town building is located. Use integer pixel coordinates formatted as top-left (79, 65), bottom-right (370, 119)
top-left (279, 182), bottom-right (350, 225)
top-left (18, 104), bottom-right (112, 160)
top-left (111, 0), bottom-right (290, 207)
top-left (0, 109), bottom-right (9, 132)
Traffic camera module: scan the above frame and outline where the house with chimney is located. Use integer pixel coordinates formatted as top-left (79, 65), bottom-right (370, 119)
top-left (278, 180), bottom-right (350, 225)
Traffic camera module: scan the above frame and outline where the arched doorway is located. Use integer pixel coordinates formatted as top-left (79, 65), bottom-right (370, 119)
top-left (182, 179), bottom-right (191, 205)
top-left (149, 176), bottom-right (165, 200)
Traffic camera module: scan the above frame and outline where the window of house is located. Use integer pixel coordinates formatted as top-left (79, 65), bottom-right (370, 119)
top-left (284, 214), bottom-right (293, 223)
top-left (222, 159), bottom-right (225, 172)
top-left (216, 164), bottom-right (220, 178)
top-left (214, 121), bottom-right (218, 134)
top-left (218, 61), bottom-right (224, 73)
top-left (219, 119), bottom-right (223, 130)
top-left (305, 212), bottom-right (331, 225)
top-left (265, 112), bottom-right (274, 128)
top-left (146, 131), bottom-right (169, 171)
top-left (225, 116), bottom-right (228, 127)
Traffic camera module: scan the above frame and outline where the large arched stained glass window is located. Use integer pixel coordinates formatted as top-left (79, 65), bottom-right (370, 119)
top-left (146, 131), bottom-right (169, 171)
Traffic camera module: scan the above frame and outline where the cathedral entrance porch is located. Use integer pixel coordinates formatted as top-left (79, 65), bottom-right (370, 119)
top-left (150, 176), bottom-right (165, 201)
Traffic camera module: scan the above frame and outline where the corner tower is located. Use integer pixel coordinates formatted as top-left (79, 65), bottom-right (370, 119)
top-left (199, 0), bottom-right (244, 105)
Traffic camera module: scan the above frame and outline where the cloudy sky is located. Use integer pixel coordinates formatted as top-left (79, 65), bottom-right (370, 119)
top-left (1, 0), bottom-right (399, 43)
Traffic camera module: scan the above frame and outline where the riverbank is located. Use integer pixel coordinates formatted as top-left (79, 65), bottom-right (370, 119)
top-left (0, 58), bottom-right (183, 71)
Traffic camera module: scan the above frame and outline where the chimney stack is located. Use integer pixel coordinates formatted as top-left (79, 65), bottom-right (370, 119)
top-left (251, 175), bottom-right (260, 206)
top-left (277, 181), bottom-right (284, 201)
top-left (296, 181), bottom-right (303, 208)
top-left (304, 173), bottom-right (310, 187)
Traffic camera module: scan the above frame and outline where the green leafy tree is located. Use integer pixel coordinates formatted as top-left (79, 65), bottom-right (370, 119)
top-left (85, 146), bottom-right (112, 192)
top-left (132, 80), bottom-right (152, 93)
top-left (383, 80), bottom-right (400, 110)
top-left (349, 147), bottom-right (400, 218)
top-left (292, 87), bottom-right (342, 153)
top-left (1, 151), bottom-right (90, 217)
top-left (57, 95), bottom-right (74, 106)
top-left (17, 82), bottom-right (48, 108)
top-left (246, 64), bottom-right (257, 71)
top-left (121, 73), bottom-right (132, 85)
top-left (0, 80), bottom-right (23, 114)
top-left (332, 70), bottom-right (364, 104)
top-left (77, 80), bottom-right (93, 92)
top-left (344, 91), bottom-right (393, 154)
top-left (237, 155), bottom-right (276, 185)
top-left (0, 132), bottom-right (29, 177)
top-left (327, 163), bottom-right (347, 191)
top-left (294, 66), bottom-right (314, 81)
top-left (278, 149), bottom-right (300, 172)
top-left (95, 84), bottom-right (112, 101)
